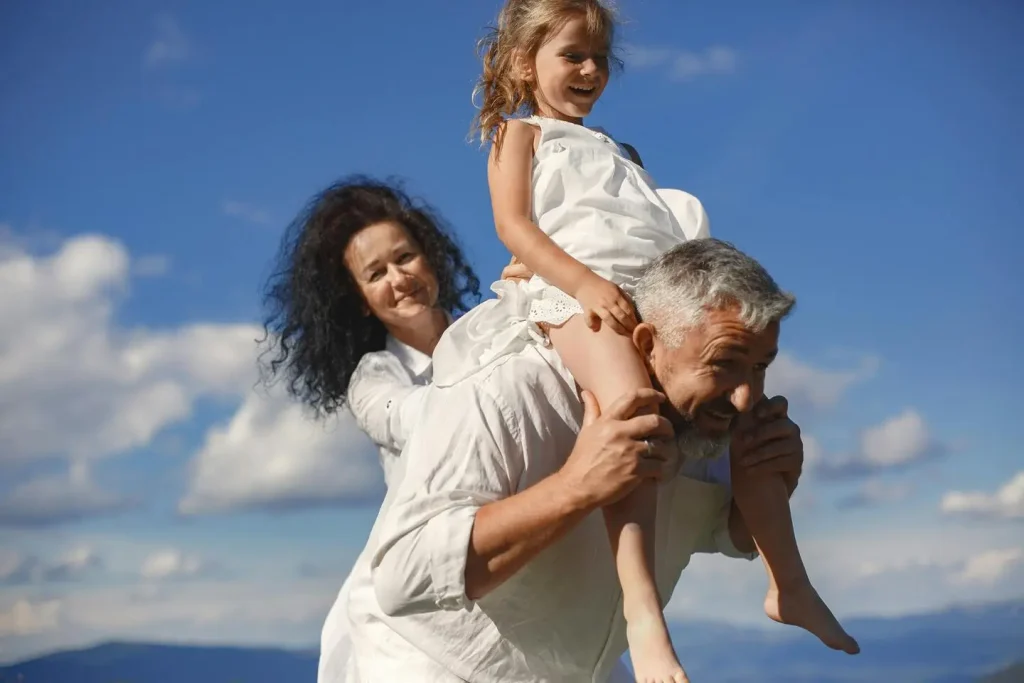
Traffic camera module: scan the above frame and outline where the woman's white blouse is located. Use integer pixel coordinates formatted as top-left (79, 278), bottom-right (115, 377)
top-left (318, 335), bottom-right (433, 683)
top-left (346, 335), bottom-right (433, 487)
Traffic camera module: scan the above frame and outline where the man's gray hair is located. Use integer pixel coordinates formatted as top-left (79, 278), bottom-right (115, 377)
top-left (634, 238), bottom-right (796, 347)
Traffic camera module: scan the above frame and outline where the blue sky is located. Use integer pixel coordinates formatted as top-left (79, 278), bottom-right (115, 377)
top-left (1, 0), bottom-right (1022, 664)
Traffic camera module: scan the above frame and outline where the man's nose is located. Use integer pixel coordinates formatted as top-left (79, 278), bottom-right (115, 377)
top-left (730, 383), bottom-right (756, 413)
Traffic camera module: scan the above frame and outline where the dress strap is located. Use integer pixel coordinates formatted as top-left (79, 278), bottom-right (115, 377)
top-left (515, 115), bottom-right (549, 150)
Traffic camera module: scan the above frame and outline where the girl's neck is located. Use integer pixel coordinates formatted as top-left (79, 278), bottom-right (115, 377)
top-left (533, 105), bottom-right (583, 126)
top-left (386, 307), bottom-right (449, 357)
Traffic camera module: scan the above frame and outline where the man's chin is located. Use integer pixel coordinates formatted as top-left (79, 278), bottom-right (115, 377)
top-left (677, 429), bottom-right (730, 461)
top-left (693, 415), bottom-right (735, 440)
top-left (671, 415), bottom-right (731, 461)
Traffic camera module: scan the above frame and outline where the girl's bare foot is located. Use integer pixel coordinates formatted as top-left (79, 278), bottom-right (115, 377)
top-left (764, 582), bottom-right (860, 655)
top-left (627, 611), bottom-right (690, 683)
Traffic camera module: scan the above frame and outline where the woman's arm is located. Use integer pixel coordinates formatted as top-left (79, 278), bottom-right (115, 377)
top-left (488, 120), bottom-right (593, 298)
top-left (347, 353), bottom-right (428, 452)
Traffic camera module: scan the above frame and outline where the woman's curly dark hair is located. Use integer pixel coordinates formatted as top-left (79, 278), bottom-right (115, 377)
top-left (259, 176), bottom-right (481, 416)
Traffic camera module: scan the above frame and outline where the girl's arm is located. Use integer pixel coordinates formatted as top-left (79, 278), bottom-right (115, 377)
top-left (488, 120), bottom-right (593, 298)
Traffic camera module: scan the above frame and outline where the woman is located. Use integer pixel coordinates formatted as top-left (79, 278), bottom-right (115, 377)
top-left (260, 176), bottom-right (526, 682)
top-left (261, 176), bottom-right (482, 484)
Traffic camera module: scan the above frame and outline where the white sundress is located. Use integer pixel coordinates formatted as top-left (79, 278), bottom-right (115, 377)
top-left (432, 115), bottom-right (710, 387)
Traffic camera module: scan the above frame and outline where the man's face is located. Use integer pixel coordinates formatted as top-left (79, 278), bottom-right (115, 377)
top-left (638, 306), bottom-right (780, 443)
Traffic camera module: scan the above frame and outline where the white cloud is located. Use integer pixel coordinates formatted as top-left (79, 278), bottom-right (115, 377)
top-left (0, 462), bottom-right (131, 527)
top-left (766, 352), bottom-right (877, 416)
top-left (144, 14), bottom-right (191, 68)
top-left (954, 548), bottom-right (1024, 586)
top-left (0, 232), bottom-right (260, 525)
top-left (0, 599), bottom-right (61, 637)
top-left (816, 409), bottom-right (944, 479)
top-left (801, 434), bottom-right (823, 466)
top-left (222, 200), bottom-right (273, 227)
top-left (45, 547), bottom-right (103, 581)
top-left (0, 229), bottom-right (382, 522)
top-left (2, 529), bottom-right (1020, 663)
top-left (861, 411), bottom-right (931, 467)
top-left (0, 578), bottom-right (333, 662)
top-left (179, 389), bottom-right (383, 515)
top-left (622, 44), bottom-right (739, 81)
top-left (941, 471), bottom-right (1024, 520)
top-left (666, 523), bottom-right (1024, 625)
top-left (0, 552), bottom-right (33, 584)
top-left (132, 254), bottom-right (171, 277)
top-left (671, 46), bottom-right (739, 81)
top-left (621, 45), bottom-right (678, 68)
top-left (836, 478), bottom-right (912, 509)
top-left (0, 547), bottom-right (102, 585)
top-left (140, 549), bottom-right (211, 581)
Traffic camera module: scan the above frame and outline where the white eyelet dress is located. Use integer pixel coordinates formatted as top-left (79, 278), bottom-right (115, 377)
top-left (432, 115), bottom-right (711, 388)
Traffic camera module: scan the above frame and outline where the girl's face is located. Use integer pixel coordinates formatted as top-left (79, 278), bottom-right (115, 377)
top-left (526, 15), bottom-right (610, 123)
top-left (343, 220), bottom-right (440, 332)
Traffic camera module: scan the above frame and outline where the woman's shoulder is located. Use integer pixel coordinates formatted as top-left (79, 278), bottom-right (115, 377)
top-left (348, 347), bottom-right (415, 395)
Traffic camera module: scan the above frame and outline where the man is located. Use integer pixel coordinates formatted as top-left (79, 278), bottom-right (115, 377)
top-left (332, 238), bottom-right (803, 682)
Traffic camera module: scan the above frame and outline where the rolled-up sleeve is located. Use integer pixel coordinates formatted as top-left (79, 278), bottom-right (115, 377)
top-left (370, 384), bottom-right (520, 617)
top-left (347, 352), bottom-right (428, 453)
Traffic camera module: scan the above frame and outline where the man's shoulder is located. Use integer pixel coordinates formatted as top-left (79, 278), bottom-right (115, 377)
top-left (429, 346), bottom-right (577, 423)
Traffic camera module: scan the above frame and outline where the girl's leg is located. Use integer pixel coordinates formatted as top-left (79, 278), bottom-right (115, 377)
top-left (730, 460), bottom-right (859, 654)
top-left (549, 316), bottom-right (688, 683)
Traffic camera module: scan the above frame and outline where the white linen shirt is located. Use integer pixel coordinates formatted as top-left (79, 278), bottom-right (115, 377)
top-left (339, 342), bottom-right (753, 683)
top-left (347, 335), bottom-right (433, 486)
top-left (317, 335), bottom-right (433, 683)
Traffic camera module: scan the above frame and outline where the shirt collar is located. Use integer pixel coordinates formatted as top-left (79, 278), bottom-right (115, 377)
top-left (385, 334), bottom-right (433, 379)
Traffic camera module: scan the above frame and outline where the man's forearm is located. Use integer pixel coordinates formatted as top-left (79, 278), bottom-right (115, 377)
top-left (465, 472), bottom-right (592, 600)
top-left (727, 500), bottom-right (756, 555)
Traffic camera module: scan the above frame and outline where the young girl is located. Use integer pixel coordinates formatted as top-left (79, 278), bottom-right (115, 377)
top-left (434, 1), bottom-right (860, 680)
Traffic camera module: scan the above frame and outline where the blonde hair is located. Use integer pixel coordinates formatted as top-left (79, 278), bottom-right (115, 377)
top-left (471, 0), bottom-right (621, 154)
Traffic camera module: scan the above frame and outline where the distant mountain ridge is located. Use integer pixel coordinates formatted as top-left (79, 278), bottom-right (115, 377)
top-left (0, 642), bottom-right (318, 683)
top-left (1, 600), bottom-right (1021, 683)
top-left (668, 600), bottom-right (1023, 683)
top-left (979, 661), bottom-right (1024, 683)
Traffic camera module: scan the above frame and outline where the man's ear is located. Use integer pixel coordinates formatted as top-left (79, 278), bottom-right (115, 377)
top-left (633, 322), bottom-right (657, 372)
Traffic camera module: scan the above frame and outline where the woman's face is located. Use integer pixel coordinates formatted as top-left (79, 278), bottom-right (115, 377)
top-left (343, 221), bottom-right (440, 330)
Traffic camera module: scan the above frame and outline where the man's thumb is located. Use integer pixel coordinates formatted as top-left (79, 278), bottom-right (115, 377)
top-left (581, 389), bottom-right (601, 426)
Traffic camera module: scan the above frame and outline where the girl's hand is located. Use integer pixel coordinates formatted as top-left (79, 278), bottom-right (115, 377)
top-left (574, 273), bottom-right (637, 335)
top-left (501, 255), bottom-right (534, 282)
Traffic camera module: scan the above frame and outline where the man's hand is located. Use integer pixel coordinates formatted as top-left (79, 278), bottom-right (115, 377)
top-left (558, 388), bottom-right (674, 510)
top-left (730, 396), bottom-right (803, 496)
top-left (500, 255), bottom-right (533, 282)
